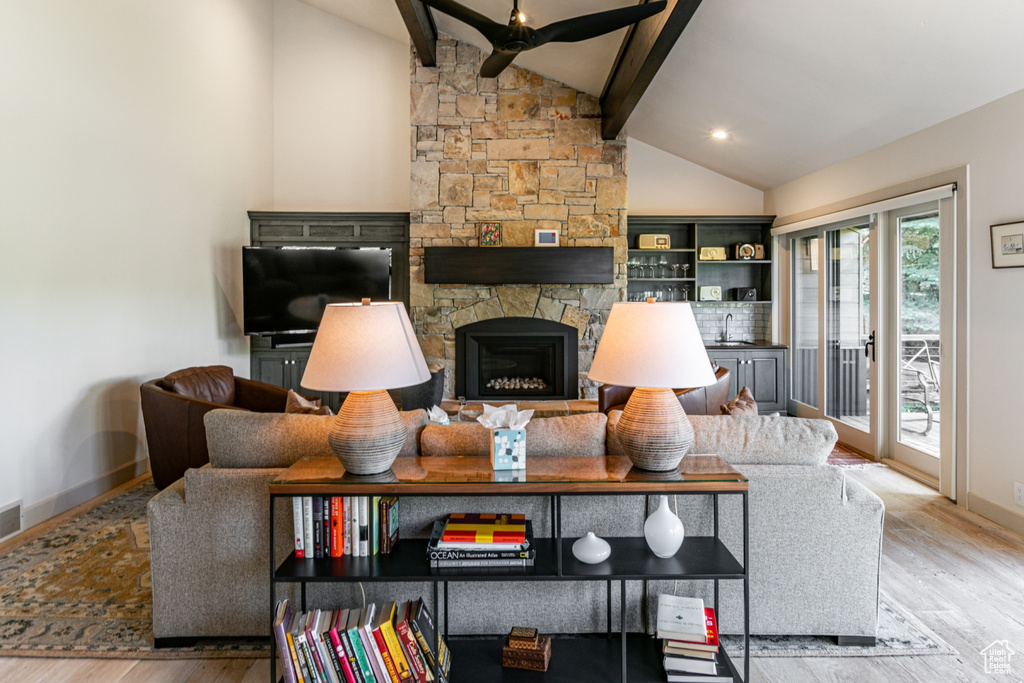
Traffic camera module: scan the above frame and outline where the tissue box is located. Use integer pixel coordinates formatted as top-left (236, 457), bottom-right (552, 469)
top-left (490, 429), bottom-right (526, 470)
top-left (492, 469), bottom-right (526, 483)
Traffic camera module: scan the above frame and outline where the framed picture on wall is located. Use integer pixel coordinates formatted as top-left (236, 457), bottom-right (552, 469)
top-left (991, 221), bottom-right (1024, 268)
top-left (479, 222), bottom-right (501, 247)
top-left (534, 228), bottom-right (559, 247)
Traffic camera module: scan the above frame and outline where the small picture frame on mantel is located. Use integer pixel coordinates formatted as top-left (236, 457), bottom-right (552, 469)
top-left (534, 228), bottom-right (559, 247)
top-left (479, 222), bottom-right (501, 247)
top-left (991, 221), bottom-right (1024, 268)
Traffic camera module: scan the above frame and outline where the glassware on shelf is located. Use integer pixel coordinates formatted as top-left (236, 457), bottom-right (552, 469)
top-left (645, 256), bottom-right (656, 279)
top-left (658, 257), bottom-right (669, 278)
top-left (670, 263), bottom-right (681, 279)
top-left (681, 263), bottom-right (691, 279)
top-left (682, 284), bottom-right (691, 301)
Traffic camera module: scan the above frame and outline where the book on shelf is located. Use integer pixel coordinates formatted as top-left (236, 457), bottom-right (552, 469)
top-left (330, 497), bottom-right (343, 558)
top-left (409, 598), bottom-right (449, 683)
top-left (663, 654), bottom-right (718, 676)
top-left (326, 612), bottom-right (357, 683)
top-left (380, 497), bottom-right (399, 554)
top-left (312, 496), bottom-right (324, 559)
top-left (426, 521), bottom-right (534, 561)
top-left (662, 608), bottom-right (720, 654)
top-left (394, 602), bottom-right (429, 683)
top-left (372, 496), bottom-right (381, 555)
top-left (302, 496), bottom-right (314, 560)
top-left (342, 497), bottom-right (351, 556)
top-left (665, 672), bottom-right (732, 683)
top-left (440, 512), bottom-right (526, 545)
top-left (370, 604), bottom-right (405, 682)
top-left (359, 496), bottom-right (370, 556)
top-left (335, 608), bottom-right (365, 682)
top-left (274, 601), bottom-right (298, 683)
top-left (656, 594), bottom-right (708, 643)
top-left (358, 605), bottom-right (389, 683)
top-left (346, 607), bottom-right (377, 682)
top-left (380, 602), bottom-right (414, 681)
top-left (322, 497), bottom-right (333, 559)
top-left (292, 500), bottom-right (305, 559)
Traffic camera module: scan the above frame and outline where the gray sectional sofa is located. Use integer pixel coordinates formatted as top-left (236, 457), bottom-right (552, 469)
top-left (147, 409), bottom-right (884, 643)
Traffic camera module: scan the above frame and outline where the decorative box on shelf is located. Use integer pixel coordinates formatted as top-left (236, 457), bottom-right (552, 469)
top-left (502, 632), bottom-right (551, 672)
top-left (490, 429), bottom-right (526, 470)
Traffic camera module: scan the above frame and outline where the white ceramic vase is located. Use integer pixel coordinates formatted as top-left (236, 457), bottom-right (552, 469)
top-left (644, 495), bottom-right (684, 558)
top-left (572, 532), bottom-right (611, 564)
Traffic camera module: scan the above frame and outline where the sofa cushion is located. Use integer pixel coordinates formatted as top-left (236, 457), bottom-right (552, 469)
top-left (720, 386), bottom-right (757, 416)
top-left (689, 415), bottom-right (837, 466)
top-left (159, 365), bottom-right (235, 405)
top-left (420, 412), bottom-right (608, 458)
top-left (607, 413), bottom-right (837, 466)
top-left (285, 390), bottom-right (333, 416)
top-left (204, 408), bottom-right (428, 469)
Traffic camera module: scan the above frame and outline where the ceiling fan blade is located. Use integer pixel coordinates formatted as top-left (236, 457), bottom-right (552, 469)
top-left (480, 50), bottom-right (518, 78)
top-left (421, 0), bottom-right (505, 43)
top-left (534, 0), bottom-right (667, 46)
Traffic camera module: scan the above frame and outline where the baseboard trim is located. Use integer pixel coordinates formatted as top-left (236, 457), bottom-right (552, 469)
top-left (880, 458), bottom-right (939, 490)
top-left (22, 458), bottom-right (151, 532)
top-left (966, 492), bottom-right (1024, 537)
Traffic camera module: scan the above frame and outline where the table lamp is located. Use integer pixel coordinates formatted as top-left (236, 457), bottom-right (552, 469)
top-left (301, 300), bottom-right (430, 475)
top-left (587, 300), bottom-right (715, 471)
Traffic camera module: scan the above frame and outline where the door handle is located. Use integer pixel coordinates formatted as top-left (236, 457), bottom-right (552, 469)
top-left (864, 331), bottom-right (876, 362)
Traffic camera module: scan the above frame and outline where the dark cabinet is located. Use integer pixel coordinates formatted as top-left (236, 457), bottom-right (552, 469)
top-left (707, 347), bottom-right (787, 414)
top-left (251, 345), bottom-right (342, 411)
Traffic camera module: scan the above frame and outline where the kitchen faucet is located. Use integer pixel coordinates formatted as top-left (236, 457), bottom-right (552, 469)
top-left (724, 313), bottom-right (733, 341)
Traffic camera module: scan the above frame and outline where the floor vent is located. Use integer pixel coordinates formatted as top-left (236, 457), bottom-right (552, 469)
top-left (0, 500), bottom-right (23, 542)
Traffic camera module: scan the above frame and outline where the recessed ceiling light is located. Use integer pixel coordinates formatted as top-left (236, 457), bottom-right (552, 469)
top-left (711, 130), bottom-right (729, 140)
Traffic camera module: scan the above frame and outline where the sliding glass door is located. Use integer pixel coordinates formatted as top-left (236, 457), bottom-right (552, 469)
top-left (787, 199), bottom-right (953, 486)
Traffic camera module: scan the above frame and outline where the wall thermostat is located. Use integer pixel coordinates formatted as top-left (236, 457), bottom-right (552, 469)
top-left (699, 286), bottom-right (722, 301)
top-left (638, 234), bottom-right (671, 249)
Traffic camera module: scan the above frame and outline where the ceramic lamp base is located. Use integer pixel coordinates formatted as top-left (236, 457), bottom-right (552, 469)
top-left (328, 390), bottom-right (407, 475)
top-left (616, 387), bottom-right (694, 472)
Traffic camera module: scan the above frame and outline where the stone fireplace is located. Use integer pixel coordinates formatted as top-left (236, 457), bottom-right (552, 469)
top-left (408, 36), bottom-right (628, 400)
top-left (455, 318), bottom-right (578, 401)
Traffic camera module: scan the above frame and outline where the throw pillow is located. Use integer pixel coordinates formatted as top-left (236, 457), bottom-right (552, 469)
top-left (720, 386), bottom-right (758, 416)
top-left (285, 390), bottom-right (333, 416)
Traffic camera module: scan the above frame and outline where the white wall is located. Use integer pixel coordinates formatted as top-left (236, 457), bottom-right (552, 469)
top-left (0, 0), bottom-right (274, 525)
top-left (628, 138), bottom-right (764, 216)
top-left (765, 87), bottom-right (1024, 532)
top-left (272, 0), bottom-right (410, 211)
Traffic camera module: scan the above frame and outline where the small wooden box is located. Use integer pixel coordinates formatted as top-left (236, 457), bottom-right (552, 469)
top-left (508, 626), bottom-right (539, 650)
top-left (502, 635), bottom-right (551, 672)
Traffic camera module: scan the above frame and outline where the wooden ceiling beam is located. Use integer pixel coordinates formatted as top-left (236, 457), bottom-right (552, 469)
top-left (600, 0), bottom-right (703, 140)
top-left (395, 0), bottom-right (438, 66)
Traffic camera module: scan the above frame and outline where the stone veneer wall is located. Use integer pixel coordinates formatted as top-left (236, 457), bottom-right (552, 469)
top-left (408, 37), bottom-right (627, 400)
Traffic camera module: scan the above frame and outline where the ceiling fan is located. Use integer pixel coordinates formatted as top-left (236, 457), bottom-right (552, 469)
top-left (421, 0), bottom-right (668, 77)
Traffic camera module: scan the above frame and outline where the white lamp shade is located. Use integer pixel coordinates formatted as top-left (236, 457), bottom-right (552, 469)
top-left (587, 301), bottom-right (715, 389)
top-left (301, 301), bottom-right (430, 392)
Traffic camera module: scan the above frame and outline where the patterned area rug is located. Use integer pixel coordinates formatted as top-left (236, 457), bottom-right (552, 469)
top-left (721, 590), bottom-right (957, 658)
top-left (0, 479), bottom-right (268, 658)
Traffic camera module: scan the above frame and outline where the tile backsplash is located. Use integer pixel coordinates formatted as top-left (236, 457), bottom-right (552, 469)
top-left (692, 302), bottom-right (772, 344)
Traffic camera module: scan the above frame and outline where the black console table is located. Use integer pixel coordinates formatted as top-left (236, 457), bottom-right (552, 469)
top-left (269, 455), bottom-right (749, 682)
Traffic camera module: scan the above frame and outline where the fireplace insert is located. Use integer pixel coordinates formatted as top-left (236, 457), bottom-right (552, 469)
top-left (455, 318), bottom-right (578, 401)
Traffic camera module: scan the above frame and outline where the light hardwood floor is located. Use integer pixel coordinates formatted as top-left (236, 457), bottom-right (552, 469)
top-left (0, 466), bottom-right (1021, 682)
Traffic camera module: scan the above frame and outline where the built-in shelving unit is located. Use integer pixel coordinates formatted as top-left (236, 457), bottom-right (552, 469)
top-left (627, 216), bottom-right (775, 303)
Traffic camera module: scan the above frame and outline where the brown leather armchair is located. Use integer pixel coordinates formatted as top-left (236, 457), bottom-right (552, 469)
top-left (141, 365), bottom-right (291, 489)
top-left (597, 364), bottom-right (732, 415)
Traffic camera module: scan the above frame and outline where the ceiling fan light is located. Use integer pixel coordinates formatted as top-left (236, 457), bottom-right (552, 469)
top-left (711, 129), bottom-right (729, 140)
top-left (518, 12), bottom-right (526, 22)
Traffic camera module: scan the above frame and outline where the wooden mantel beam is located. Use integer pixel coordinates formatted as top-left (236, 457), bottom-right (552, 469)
top-left (395, 0), bottom-right (437, 66)
top-left (600, 0), bottom-right (703, 140)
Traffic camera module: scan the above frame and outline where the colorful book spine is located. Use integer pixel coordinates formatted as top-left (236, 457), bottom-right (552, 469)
top-left (292, 499), bottom-right (305, 559)
top-left (319, 629), bottom-right (345, 683)
top-left (322, 496), bottom-right (332, 558)
top-left (395, 620), bottom-right (428, 683)
top-left (294, 632), bottom-right (319, 683)
top-left (328, 628), bottom-right (357, 683)
top-left (330, 497), bottom-right (343, 557)
top-left (358, 608), bottom-right (387, 683)
top-left (338, 627), bottom-right (366, 683)
top-left (347, 623), bottom-right (377, 682)
top-left (312, 497), bottom-right (324, 559)
top-left (342, 497), bottom-right (351, 556)
top-left (372, 495), bottom-right (381, 555)
top-left (380, 617), bottom-right (413, 681)
top-left (372, 627), bottom-right (402, 683)
top-left (286, 631), bottom-right (306, 683)
top-left (274, 601), bottom-right (298, 683)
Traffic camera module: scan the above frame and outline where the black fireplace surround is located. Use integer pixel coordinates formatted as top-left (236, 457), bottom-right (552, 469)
top-left (455, 318), bottom-right (578, 401)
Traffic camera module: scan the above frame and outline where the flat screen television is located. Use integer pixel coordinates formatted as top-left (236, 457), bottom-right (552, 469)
top-left (242, 246), bottom-right (391, 336)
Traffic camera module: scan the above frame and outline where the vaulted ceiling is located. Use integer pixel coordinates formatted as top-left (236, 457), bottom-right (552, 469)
top-left (302, 0), bottom-right (1024, 189)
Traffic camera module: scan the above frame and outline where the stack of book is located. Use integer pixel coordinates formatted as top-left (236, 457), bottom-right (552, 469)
top-left (656, 594), bottom-right (729, 683)
top-left (273, 597), bottom-right (450, 683)
top-left (426, 513), bottom-right (534, 568)
top-left (292, 496), bottom-right (399, 559)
